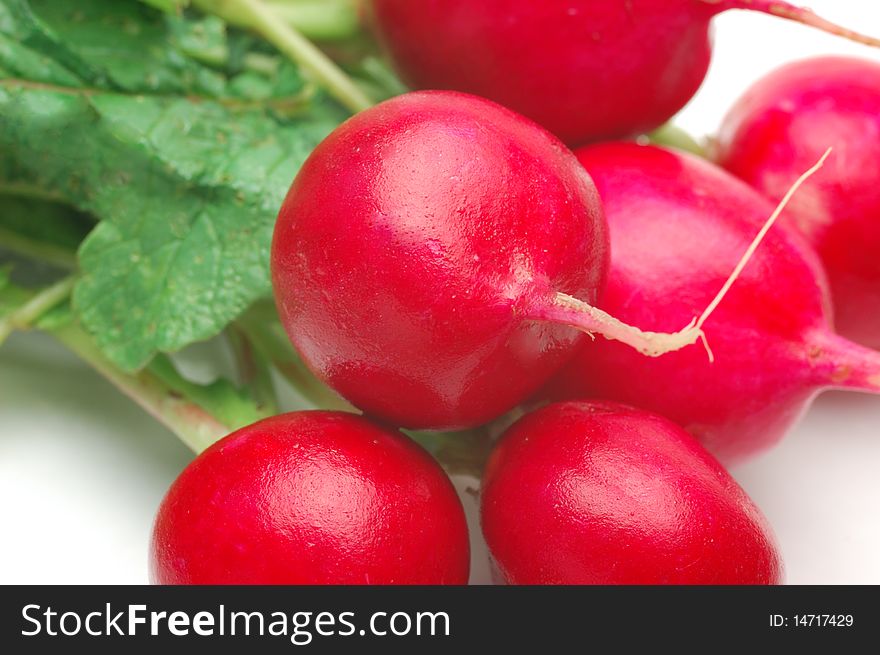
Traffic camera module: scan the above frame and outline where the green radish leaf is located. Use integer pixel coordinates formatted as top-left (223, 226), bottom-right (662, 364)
top-left (33, 299), bottom-right (74, 332)
top-left (167, 14), bottom-right (229, 66)
top-left (1, 0), bottom-right (223, 96)
top-left (0, 0), bottom-right (345, 370)
top-left (0, 272), bottom-right (74, 345)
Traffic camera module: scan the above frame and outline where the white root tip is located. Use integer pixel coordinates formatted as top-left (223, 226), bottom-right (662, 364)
top-left (628, 317), bottom-right (711, 360)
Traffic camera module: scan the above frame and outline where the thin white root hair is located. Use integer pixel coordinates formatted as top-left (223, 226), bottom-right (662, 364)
top-left (548, 148), bottom-right (832, 362)
top-left (686, 147), bottom-right (833, 359)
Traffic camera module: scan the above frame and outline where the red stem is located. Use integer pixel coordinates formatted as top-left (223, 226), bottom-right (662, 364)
top-left (707, 1), bottom-right (880, 48)
top-left (810, 330), bottom-right (880, 394)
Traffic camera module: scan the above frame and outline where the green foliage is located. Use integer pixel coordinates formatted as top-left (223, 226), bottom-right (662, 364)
top-left (0, 196), bottom-right (92, 254)
top-left (0, 265), bottom-right (28, 314)
top-left (0, 0), bottom-right (345, 370)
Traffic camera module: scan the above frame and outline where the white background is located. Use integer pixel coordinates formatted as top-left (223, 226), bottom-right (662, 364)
top-left (1, 0), bottom-right (879, 585)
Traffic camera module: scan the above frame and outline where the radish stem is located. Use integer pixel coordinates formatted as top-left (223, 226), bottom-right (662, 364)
top-left (646, 123), bottom-right (705, 157)
top-left (51, 323), bottom-right (229, 453)
top-left (0, 228), bottom-right (78, 269)
top-left (227, 325), bottom-right (279, 416)
top-left (263, 0), bottom-right (362, 41)
top-left (193, 0), bottom-right (373, 112)
top-left (407, 426), bottom-right (494, 479)
top-left (0, 275), bottom-right (75, 346)
top-left (235, 303), bottom-right (354, 411)
top-left (709, 0), bottom-right (880, 48)
top-left (810, 331), bottom-right (880, 394)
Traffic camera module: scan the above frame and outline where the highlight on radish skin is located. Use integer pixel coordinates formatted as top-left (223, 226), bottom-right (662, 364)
top-left (546, 143), bottom-right (880, 464)
top-left (272, 91), bottom-right (746, 432)
top-left (716, 56), bottom-right (880, 351)
top-left (366, 1), bottom-right (880, 145)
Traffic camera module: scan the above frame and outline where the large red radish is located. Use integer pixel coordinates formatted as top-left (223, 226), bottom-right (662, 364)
top-left (481, 401), bottom-right (784, 584)
top-left (367, 1), bottom-right (880, 144)
top-left (272, 92), bottom-right (723, 431)
top-left (151, 411), bottom-right (470, 584)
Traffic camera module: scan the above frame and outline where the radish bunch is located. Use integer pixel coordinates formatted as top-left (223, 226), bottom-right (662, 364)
top-left (149, 6), bottom-right (880, 586)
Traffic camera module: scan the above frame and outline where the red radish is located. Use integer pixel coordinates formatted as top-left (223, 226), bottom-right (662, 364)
top-left (272, 91), bottom-right (708, 431)
top-left (481, 401), bottom-right (783, 585)
top-left (716, 56), bottom-right (880, 350)
top-left (150, 411), bottom-right (470, 584)
top-left (547, 143), bottom-right (880, 463)
top-left (367, 1), bottom-right (880, 145)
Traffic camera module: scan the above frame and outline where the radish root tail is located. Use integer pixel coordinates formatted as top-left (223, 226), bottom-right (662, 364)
top-left (543, 148), bottom-right (832, 362)
top-left (704, 1), bottom-right (880, 49)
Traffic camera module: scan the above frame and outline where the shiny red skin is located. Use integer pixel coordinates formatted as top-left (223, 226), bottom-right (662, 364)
top-left (272, 91), bottom-right (607, 431)
top-left (368, 0), bottom-right (717, 144)
top-left (716, 56), bottom-right (880, 350)
top-left (150, 412), bottom-right (470, 585)
top-left (548, 143), bottom-right (880, 463)
top-left (481, 401), bottom-right (783, 585)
